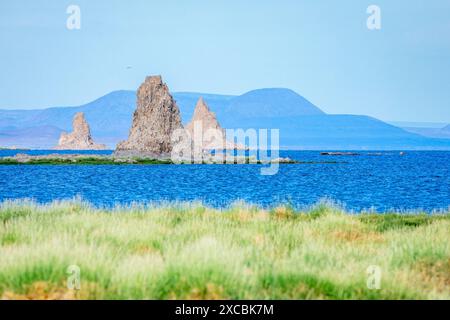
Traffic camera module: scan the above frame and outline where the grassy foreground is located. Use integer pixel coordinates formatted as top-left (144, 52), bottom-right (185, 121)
top-left (0, 200), bottom-right (449, 300)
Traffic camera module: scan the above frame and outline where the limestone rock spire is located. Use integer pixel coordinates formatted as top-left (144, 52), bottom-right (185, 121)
top-left (54, 112), bottom-right (106, 150)
top-left (185, 97), bottom-right (243, 150)
top-left (115, 75), bottom-right (183, 157)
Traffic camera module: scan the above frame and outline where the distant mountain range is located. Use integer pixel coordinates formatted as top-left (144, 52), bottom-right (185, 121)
top-left (400, 125), bottom-right (450, 140)
top-left (0, 88), bottom-right (449, 150)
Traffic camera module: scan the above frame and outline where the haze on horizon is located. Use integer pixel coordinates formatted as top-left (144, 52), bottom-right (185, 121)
top-left (0, 0), bottom-right (449, 123)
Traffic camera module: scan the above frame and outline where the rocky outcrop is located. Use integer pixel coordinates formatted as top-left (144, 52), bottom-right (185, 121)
top-left (185, 97), bottom-right (244, 150)
top-left (54, 112), bottom-right (106, 150)
top-left (115, 76), bottom-right (183, 157)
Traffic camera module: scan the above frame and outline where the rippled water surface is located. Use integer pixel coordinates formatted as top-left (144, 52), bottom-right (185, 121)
top-left (0, 150), bottom-right (449, 211)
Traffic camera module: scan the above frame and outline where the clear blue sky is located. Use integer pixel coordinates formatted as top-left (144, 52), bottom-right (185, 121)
top-left (0, 0), bottom-right (449, 123)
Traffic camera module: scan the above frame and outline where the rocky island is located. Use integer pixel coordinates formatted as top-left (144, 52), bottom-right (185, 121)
top-left (0, 75), bottom-right (297, 165)
top-left (0, 153), bottom-right (298, 165)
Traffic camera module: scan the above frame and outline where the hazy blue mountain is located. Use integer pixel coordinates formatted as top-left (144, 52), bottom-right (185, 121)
top-left (0, 88), bottom-right (449, 150)
top-left (0, 91), bottom-right (136, 148)
top-left (388, 121), bottom-right (447, 129)
top-left (0, 125), bottom-right (63, 149)
top-left (230, 115), bottom-right (450, 149)
top-left (224, 88), bottom-right (324, 118)
top-left (401, 124), bottom-right (450, 140)
top-left (0, 109), bottom-right (40, 129)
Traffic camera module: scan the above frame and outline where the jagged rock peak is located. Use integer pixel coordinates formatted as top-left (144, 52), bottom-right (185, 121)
top-left (186, 97), bottom-right (244, 150)
top-left (54, 112), bottom-right (106, 150)
top-left (193, 97), bottom-right (211, 117)
top-left (186, 97), bottom-right (221, 132)
top-left (115, 75), bottom-right (183, 157)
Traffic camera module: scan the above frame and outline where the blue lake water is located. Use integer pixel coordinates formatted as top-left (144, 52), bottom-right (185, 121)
top-left (0, 150), bottom-right (449, 212)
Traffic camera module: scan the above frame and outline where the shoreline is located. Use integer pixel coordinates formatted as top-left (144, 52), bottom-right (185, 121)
top-left (1, 198), bottom-right (449, 214)
top-left (0, 154), bottom-right (318, 165)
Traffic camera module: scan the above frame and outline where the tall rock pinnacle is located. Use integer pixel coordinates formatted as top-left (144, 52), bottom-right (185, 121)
top-left (54, 112), bottom-right (106, 150)
top-left (185, 97), bottom-right (243, 150)
top-left (115, 75), bottom-right (183, 157)
top-left (185, 97), bottom-right (222, 136)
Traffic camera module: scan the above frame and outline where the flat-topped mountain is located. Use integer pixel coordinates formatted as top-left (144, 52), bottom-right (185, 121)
top-left (224, 88), bottom-right (324, 118)
top-left (54, 112), bottom-right (106, 150)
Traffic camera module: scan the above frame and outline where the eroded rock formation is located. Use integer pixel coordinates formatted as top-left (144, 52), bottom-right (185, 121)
top-left (185, 97), bottom-right (244, 150)
top-left (54, 112), bottom-right (106, 150)
top-left (115, 76), bottom-right (183, 157)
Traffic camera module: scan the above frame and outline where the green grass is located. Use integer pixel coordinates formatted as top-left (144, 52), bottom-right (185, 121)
top-left (0, 200), bottom-right (449, 300)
